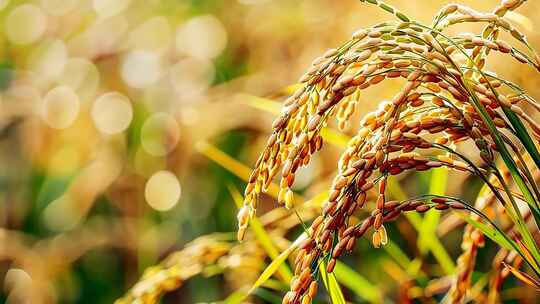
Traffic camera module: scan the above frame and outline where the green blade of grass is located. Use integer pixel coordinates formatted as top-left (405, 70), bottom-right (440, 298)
top-left (502, 110), bottom-right (540, 222)
top-left (195, 140), bottom-right (300, 202)
top-left (388, 176), bottom-right (455, 274)
top-left (419, 167), bottom-right (448, 254)
top-left (382, 240), bottom-right (412, 273)
top-left (327, 273), bottom-right (346, 304)
top-left (249, 233), bottom-right (307, 295)
top-left (222, 280), bottom-right (288, 304)
top-left (406, 259), bottom-right (424, 278)
top-left (504, 109), bottom-right (540, 176)
top-left (460, 215), bottom-right (515, 252)
top-left (222, 289), bottom-right (247, 304)
top-left (455, 199), bottom-right (540, 272)
top-left (252, 288), bottom-right (283, 304)
top-left (238, 93), bottom-right (281, 114)
top-left (486, 6), bottom-right (540, 223)
top-left (319, 260), bottom-right (346, 304)
top-left (333, 261), bottom-right (382, 303)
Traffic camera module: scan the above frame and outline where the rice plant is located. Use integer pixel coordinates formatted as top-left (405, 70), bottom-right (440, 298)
top-left (234, 0), bottom-right (540, 303)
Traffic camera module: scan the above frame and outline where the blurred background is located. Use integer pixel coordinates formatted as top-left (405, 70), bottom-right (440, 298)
top-left (1, 0), bottom-right (540, 303)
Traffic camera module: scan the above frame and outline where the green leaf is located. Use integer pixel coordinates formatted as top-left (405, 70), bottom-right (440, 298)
top-left (334, 261), bottom-right (382, 303)
top-left (414, 168), bottom-right (455, 275)
top-left (249, 233), bottom-right (307, 294)
top-left (319, 260), bottom-right (346, 304)
top-left (222, 289), bottom-right (248, 304)
top-left (239, 93), bottom-right (281, 114)
top-left (419, 168), bottom-right (448, 254)
top-left (388, 176), bottom-right (455, 274)
top-left (460, 214), bottom-right (515, 251)
top-left (503, 110), bottom-right (540, 225)
top-left (196, 140), bottom-right (285, 204)
top-left (383, 241), bottom-right (412, 272)
top-left (505, 109), bottom-right (540, 172)
top-left (222, 280), bottom-right (288, 304)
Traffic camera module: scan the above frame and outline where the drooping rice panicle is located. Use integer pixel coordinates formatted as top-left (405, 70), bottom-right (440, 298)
top-left (448, 1), bottom-right (539, 301)
top-left (115, 235), bottom-right (233, 304)
top-left (238, 1), bottom-right (540, 303)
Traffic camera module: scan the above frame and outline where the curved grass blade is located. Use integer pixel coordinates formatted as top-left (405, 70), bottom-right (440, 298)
top-left (249, 233), bottom-right (307, 295)
top-left (419, 167), bottom-right (448, 254)
top-left (222, 289), bottom-right (248, 304)
top-left (460, 214), bottom-right (515, 252)
top-left (319, 260), bottom-right (346, 304)
top-left (388, 176), bottom-right (455, 274)
top-left (334, 261), bottom-right (382, 303)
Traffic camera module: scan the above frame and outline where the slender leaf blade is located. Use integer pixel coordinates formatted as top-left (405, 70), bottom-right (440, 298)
top-left (461, 215), bottom-right (515, 251)
top-left (319, 260), bottom-right (346, 304)
top-left (249, 233), bottom-right (307, 294)
top-left (334, 261), bottom-right (382, 303)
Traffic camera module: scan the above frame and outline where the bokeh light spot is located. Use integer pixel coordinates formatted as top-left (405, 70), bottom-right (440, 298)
top-left (128, 16), bottom-right (172, 51)
top-left (141, 113), bottom-right (180, 156)
top-left (41, 0), bottom-right (77, 16)
top-left (28, 39), bottom-right (67, 83)
top-left (0, 0), bottom-right (9, 11)
top-left (59, 58), bottom-right (100, 100)
top-left (176, 15), bottom-right (227, 59)
top-left (145, 170), bottom-right (181, 211)
top-left (4, 268), bottom-right (31, 291)
top-left (91, 92), bottom-right (133, 134)
top-left (4, 268), bottom-right (32, 304)
top-left (42, 194), bottom-right (78, 231)
top-left (42, 86), bottom-right (80, 129)
top-left (121, 51), bottom-right (162, 89)
top-left (169, 57), bottom-right (214, 100)
top-left (180, 106), bottom-right (201, 126)
top-left (5, 4), bottom-right (46, 45)
top-left (93, 0), bottom-right (131, 18)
